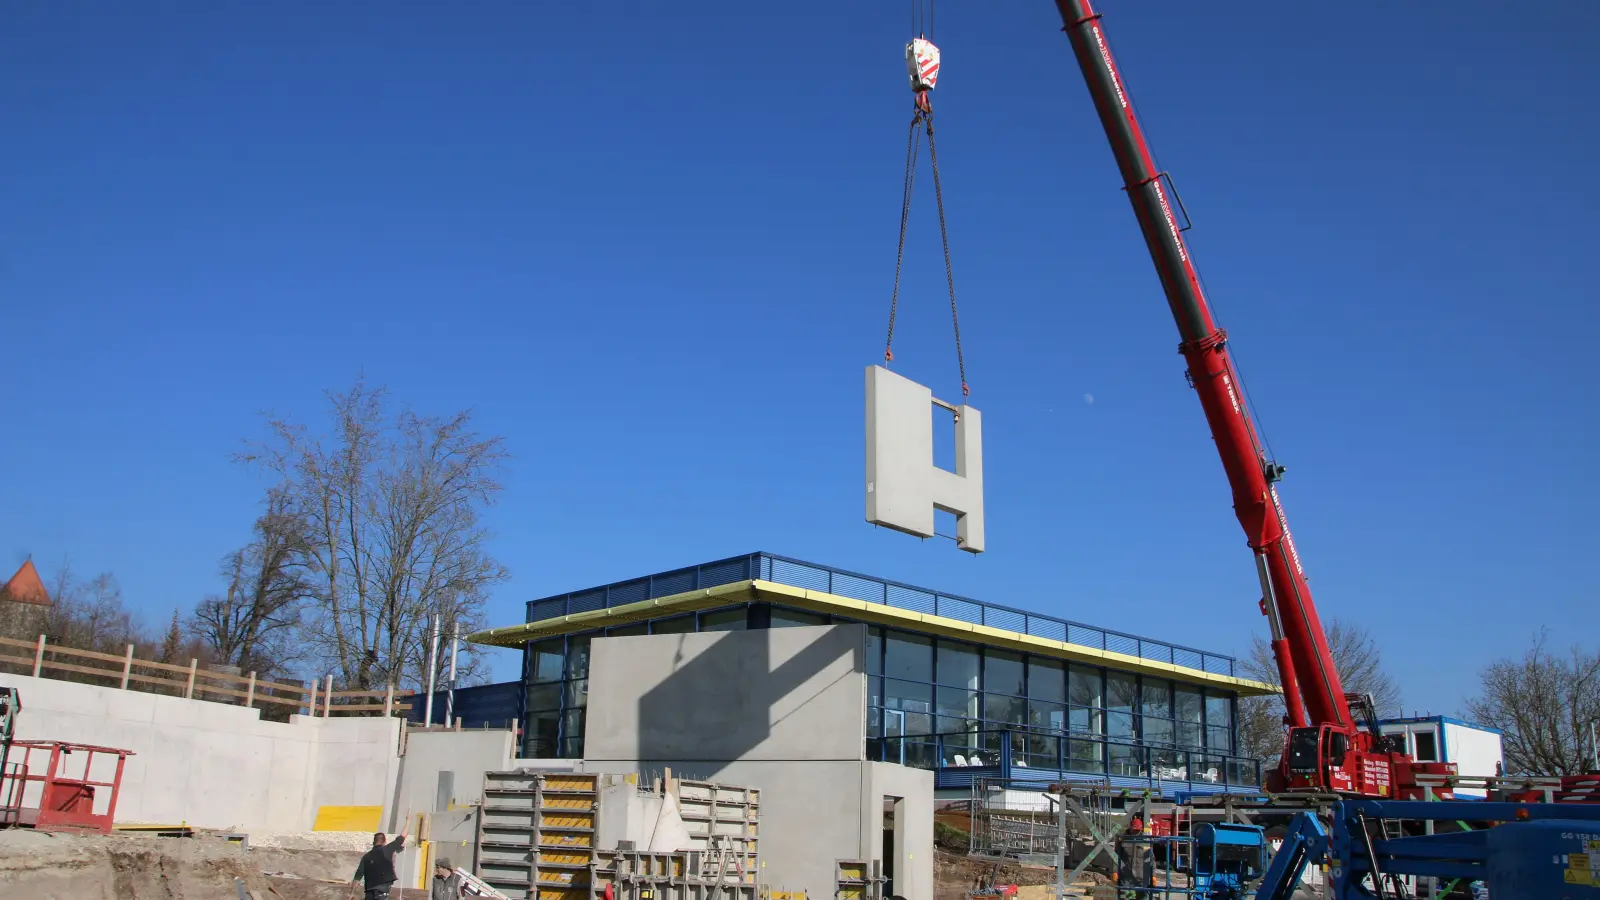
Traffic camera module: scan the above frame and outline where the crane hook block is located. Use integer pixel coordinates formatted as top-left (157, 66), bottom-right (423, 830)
top-left (906, 38), bottom-right (941, 93)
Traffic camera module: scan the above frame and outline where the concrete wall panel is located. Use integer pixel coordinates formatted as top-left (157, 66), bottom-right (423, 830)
top-left (0, 673), bottom-right (399, 831)
top-left (584, 625), bottom-right (865, 763)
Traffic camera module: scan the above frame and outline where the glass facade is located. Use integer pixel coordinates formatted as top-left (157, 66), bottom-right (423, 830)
top-left (520, 602), bottom-right (1257, 788)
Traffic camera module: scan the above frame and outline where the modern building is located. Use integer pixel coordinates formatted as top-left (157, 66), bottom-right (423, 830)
top-left (471, 552), bottom-right (1278, 795)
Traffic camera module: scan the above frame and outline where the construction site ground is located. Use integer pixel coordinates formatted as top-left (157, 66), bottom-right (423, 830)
top-left (0, 828), bottom-right (438, 899)
top-left (934, 848), bottom-right (1109, 900)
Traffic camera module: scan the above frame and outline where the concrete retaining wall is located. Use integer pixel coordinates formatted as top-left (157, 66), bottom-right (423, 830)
top-left (0, 673), bottom-right (400, 831)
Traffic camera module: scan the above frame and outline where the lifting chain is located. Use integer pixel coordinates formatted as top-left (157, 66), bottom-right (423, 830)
top-left (884, 94), bottom-right (970, 397)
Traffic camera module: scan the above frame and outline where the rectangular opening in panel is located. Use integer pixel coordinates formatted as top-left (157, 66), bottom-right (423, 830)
top-left (932, 404), bottom-right (956, 472)
top-left (883, 795), bottom-right (905, 898)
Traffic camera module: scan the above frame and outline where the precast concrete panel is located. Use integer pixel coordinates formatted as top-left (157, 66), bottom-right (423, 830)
top-left (865, 365), bottom-right (984, 553)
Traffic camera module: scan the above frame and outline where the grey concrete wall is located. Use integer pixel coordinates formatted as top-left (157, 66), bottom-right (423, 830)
top-left (0, 672), bottom-right (400, 831)
top-left (584, 624), bottom-right (865, 764)
top-left (864, 762), bottom-right (935, 900)
top-left (393, 729), bottom-right (517, 819)
top-left (580, 626), bottom-right (932, 900)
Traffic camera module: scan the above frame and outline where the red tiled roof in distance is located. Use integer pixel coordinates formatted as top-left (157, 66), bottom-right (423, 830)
top-left (1, 560), bottom-right (51, 607)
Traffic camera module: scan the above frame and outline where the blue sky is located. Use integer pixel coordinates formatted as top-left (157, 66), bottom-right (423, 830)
top-left (2, 2), bottom-right (1595, 714)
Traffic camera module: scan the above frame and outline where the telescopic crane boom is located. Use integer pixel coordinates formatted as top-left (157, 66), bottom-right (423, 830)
top-left (1049, 0), bottom-right (1450, 797)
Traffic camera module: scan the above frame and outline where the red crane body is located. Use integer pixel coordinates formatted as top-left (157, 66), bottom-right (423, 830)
top-left (1050, 0), bottom-right (1452, 797)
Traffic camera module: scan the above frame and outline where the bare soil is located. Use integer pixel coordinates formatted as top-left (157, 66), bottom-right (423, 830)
top-left (0, 829), bottom-right (427, 900)
top-left (934, 848), bottom-right (1109, 900)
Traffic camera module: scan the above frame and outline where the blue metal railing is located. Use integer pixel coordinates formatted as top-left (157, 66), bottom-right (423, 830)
top-left (524, 552), bottom-right (1237, 677)
top-left (869, 727), bottom-right (1262, 795)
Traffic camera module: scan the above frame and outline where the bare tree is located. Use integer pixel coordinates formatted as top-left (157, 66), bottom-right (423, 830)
top-left (32, 563), bottom-right (144, 655)
top-left (191, 486), bottom-right (312, 680)
top-left (1237, 617), bottom-right (1402, 763)
top-left (1466, 631), bottom-right (1600, 776)
top-left (240, 378), bottom-right (509, 691)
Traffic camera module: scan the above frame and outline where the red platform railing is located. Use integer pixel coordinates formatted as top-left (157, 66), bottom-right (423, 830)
top-left (0, 740), bottom-right (133, 834)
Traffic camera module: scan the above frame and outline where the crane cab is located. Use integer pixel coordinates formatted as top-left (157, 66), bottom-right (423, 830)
top-left (1284, 725), bottom-right (1362, 794)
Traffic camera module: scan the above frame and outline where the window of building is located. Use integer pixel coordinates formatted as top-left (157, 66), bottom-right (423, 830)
top-left (1069, 665), bottom-right (1103, 709)
top-left (527, 710), bottom-right (560, 758)
top-left (566, 634), bottom-right (595, 680)
top-left (1414, 730), bottom-right (1438, 762)
top-left (1205, 691), bottom-right (1234, 752)
top-left (940, 721), bottom-right (980, 756)
top-left (1207, 725), bottom-right (1232, 753)
top-left (564, 679), bottom-right (588, 708)
top-left (936, 640), bottom-right (980, 689)
top-left (1175, 686), bottom-right (1204, 748)
top-left (651, 615), bottom-right (694, 635)
top-left (1142, 680), bottom-right (1173, 719)
top-left (531, 640), bottom-right (565, 683)
top-left (866, 627), bottom-right (884, 676)
top-left (1107, 671), bottom-right (1137, 713)
top-left (984, 693), bottom-right (1025, 725)
top-left (1027, 733), bottom-right (1059, 769)
top-left (1066, 738), bottom-right (1103, 774)
top-left (526, 683), bottom-right (560, 712)
top-left (607, 623), bottom-right (648, 637)
top-left (883, 679), bottom-right (933, 734)
top-left (699, 607), bottom-right (747, 632)
top-left (1108, 743), bottom-right (1144, 777)
top-left (1068, 705), bottom-right (1104, 735)
top-left (885, 632), bottom-right (933, 682)
top-left (984, 650), bottom-right (1025, 697)
top-left (771, 607), bottom-right (829, 627)
top-left (1029, 699), bottom-right (1066, 733)
top-left (936, 686), bottom-right (980, 720)
top-left (1205, 692), bottom-right (1233, 727)
top-left (1175, 687), bottom-right (1202, 724)
top-left (1028, 658), bottom-right (1065, 703)
top-left (1108, 709), bottom-right (1135, 740)
top-left (1143, 716), bottom-right (1173, 746)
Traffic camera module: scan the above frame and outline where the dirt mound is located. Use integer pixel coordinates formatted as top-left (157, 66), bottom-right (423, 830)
top-left (0, 829), bottom-right (275, 899)
top-left (934, 849), bottom-right (1112, 900)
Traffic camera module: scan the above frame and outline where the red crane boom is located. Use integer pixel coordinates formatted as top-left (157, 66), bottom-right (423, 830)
top-left (1049, 0), bottom-right (1451, 797)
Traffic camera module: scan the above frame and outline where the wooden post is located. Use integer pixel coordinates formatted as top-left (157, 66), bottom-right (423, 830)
top-left (185, 659), bottom-right (198, 699)
top-left (246, 672), bottom-right (257, 708)
top-left (120, 644), bottom-right (135, 689)
top-left (454, 717), bottom-right (462, 731)
top-left (323, 675), bottom-right (333, 717)
top-left (383, 683), bottom-right (394, 717)
top-left (32, 634), bottom-right (45, 677)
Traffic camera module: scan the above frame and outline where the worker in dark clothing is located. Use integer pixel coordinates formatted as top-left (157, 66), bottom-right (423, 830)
top-left (1115, 816), bottom-right (1155, 899)
top-left (352, 829), bottom-right (408, 899)
top-left (431, 857), bottom-right (465, 900)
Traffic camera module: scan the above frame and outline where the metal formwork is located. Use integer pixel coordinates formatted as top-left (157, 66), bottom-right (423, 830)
top-left (474, 771), bottom-right (762, 900)
top-left (476, 771), bottom-right (601, 900)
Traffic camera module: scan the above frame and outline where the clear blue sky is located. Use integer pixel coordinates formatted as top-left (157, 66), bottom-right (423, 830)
top-left (2, 2), bottom-right (1595, 714)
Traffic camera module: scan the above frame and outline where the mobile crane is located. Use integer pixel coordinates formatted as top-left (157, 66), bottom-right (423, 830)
top-left (1047, 0), bottom-right (1456, 799)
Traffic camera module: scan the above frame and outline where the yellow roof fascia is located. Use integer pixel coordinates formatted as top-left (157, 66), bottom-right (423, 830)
top-left (468, 581), bottom-right (761, 647)
top-left (750, 580), bottom-right (1278, 697)
top-left (468, 578), bottom-right (1277, 697)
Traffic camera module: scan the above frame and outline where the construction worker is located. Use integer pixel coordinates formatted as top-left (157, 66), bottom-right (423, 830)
top-left (431, 857), bottom-right (465, 900)
top-left (1115, 816), bottom-right (1154, 899)
top-left (351, 829), bottom-right (408, 899)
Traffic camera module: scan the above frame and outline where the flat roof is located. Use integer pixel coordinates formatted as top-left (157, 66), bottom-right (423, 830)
top-left (1378, 715), bottom-right (1503, 735)
top-left (469, 553), bottom-right (1276, 696)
